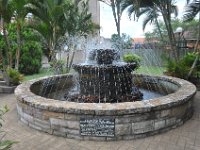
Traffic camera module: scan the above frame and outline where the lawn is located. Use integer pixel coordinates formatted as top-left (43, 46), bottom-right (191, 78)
top-left (135, 66), bottom-right (165, 76)
top-left (23, 66), bottom-right (165, 81)
top-left (23, 69), bottom-right (53, 81)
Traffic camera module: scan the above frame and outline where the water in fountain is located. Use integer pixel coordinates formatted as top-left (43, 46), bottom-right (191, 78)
top-left (125, 43), bottom-right (178, 100)
top-left (40, 36), bottom-right (178, 103)
top-left (64, 47), bottom-right (143, 103)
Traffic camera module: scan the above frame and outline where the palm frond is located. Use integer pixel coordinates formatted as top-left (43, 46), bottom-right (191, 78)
top-left (142, 14), bottom-right (154, 30)
top-left (27, 21), bottom-right (51, 44)
top-left (171, 5), bottom-right (178, 17)
top-left (183, 0), bottom-right (200, 21)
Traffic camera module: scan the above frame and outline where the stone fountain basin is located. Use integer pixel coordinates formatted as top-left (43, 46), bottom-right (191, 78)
top-left (15, 74), bottom-right (196, 141)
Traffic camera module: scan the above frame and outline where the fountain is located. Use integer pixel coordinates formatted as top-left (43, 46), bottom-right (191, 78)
top-left (66, 49), bottom-right (143, 103)
top-left (15, 43), bottom-right (196, 140)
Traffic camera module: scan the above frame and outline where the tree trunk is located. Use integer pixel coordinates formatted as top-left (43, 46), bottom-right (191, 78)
top-left (153, 8), bottom-right (164, 43)
top-left (162, 9), bottom-right (178, 61)
top-left (116, 0), bottom-right (121, 36)
top-left (99, 0), bottom-right (121, 36)
top-left (1, 17), bottom-right (11, 67)
top-left (69, 50), bottom-right (75, 71)
top-left (187, 55), bottom-right (199, 79)
top-left (15, 21), bottom-right (21, 70)
top-left (111, 0), bottom-right (120, 36)
top-left (194, 13), bottom-right (200, 53)
top-left (187, 12), bottom-right (200, 79)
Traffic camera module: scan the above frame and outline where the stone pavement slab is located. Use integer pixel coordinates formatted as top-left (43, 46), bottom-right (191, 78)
top-left (1, 92), bottom-right (200, 150)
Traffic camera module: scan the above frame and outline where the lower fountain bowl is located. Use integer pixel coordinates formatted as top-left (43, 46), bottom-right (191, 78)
top-left (15, 74), bottom-right (196, 141)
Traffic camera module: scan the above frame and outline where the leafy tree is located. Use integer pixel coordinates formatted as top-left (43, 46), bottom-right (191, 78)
top-left (145, 19), bottom-right (199, 44)
top-left (26, 0), bottom-right (70, 61)
top-left (111, 33), bottom-right (133, 50)
top-left (11, 0), bottom-right (29, 70)
top-left (66, 1), bottom-right (100, 71)
top-left (0, 23), bottom-right (42, 75)
top-left (19, 41), bottom-right (42, 75)
top-left (26, 0), bottom-right (98, 63)
top-left (0, 0), bottom-right (13, 68)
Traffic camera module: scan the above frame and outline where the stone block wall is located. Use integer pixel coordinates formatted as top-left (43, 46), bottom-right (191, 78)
top-left (15, 74), bottom-right (196, 141)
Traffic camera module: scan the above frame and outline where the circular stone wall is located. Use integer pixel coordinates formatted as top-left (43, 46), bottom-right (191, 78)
top-left (15, 74), bottom-right (196, 141)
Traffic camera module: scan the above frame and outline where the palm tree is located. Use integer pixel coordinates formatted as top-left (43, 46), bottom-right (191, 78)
top-left (26, 0), bottom-right (72, 61)
top-left (26, 0), bottom-right (98, 67)
top-left (184, 0), bottom-right (200, 51)
top-left (184, 0), bottom-right (200, 78)
top-left (99, 0), bottom-right (122, 36)
top-left (12, 0), bottom-right (29, 70)
top-left (121, 0), bottom-right (179, 60)
top-left (63, 0), bottom-right (99, 71)
top-left (0, 0), bottom-right (13, 67)
top-left (137, 7), bottom-right (164, 42)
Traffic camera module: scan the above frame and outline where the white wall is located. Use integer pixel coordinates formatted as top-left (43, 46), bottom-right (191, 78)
top-left (88, 0), bottom-right (100, 25)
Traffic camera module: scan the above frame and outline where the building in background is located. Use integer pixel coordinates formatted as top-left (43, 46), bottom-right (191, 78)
top-left (133, 37), bottom-right (145, 49)
top-left (88, 0), bottom-right (100, 25)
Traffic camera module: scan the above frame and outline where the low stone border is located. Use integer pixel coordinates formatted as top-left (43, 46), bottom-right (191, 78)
top-left (15, 74), bottom-right (196, 141)
top-left (0, 81), bottom-right (16, 93)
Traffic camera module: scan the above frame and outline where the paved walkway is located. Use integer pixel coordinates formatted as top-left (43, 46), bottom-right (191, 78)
top-left (1, 92), bottom-right (200, 150)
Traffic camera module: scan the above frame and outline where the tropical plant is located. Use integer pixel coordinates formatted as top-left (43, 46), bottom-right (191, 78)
top-left (11, 0), bottom-right (29, 70)
top-left (121, 0), bottom-right (179, 60)
top-left (19, 41), bottom-right (42, 75)
top-left (144, 19), bottom-right (199, 45)
top-left (25, 0), bottom-right (68, 62)
top-left (184, 0), bottom-right (200, 21)
top-left (6, 67), bottom-right (23, 85)
top-left (26, 0), bottom-right (98, 63)
top-left (164, 52), bottom-right (200, 79)
top-left (0, 105), bottom-right (17, 149)
top-left (136, 7), bottom-right (164, 42)
top-left (0, 0), bottom-right (13, 68)
top-left (183, 0), bottom-right (200, 78)
top-left (0, 23), bottom-right (42, 75)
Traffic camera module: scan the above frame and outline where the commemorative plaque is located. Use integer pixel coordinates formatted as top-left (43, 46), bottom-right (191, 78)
top-left (80, 117), bottom-right (115, 137)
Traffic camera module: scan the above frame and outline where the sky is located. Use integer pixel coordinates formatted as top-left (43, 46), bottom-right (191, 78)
top-left (100, 0), bottom-right (187, 38)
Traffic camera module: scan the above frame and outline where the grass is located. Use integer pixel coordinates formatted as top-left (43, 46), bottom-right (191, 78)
top-left (23, 66), bottom-right (165, 81)
top-left (23, 68), bottom-right (53, 81)
top-left (135, 66), bottom-right (165, 76)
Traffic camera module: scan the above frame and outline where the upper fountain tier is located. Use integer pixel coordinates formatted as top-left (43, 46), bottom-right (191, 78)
top-left (88, 49), bottom-right (120, 65)
top-left (72, 49), bottom-right (142, 103)
top-left (74, 49), bottom-right (137, 71)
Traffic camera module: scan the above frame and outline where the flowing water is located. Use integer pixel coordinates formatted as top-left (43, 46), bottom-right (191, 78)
top-left (39, 36), bottom-right (178, 103)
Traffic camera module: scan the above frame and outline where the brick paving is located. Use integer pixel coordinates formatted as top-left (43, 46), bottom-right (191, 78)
top-left (1, 92), bottom-right (200, 150)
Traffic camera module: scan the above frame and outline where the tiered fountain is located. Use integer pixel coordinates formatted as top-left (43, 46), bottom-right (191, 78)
top-left (15, 47), bottom-right (196, 140)
top-left (66, 49), bottom-right (142, 103)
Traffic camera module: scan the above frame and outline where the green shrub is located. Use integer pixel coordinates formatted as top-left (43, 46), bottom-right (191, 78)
top-left (0, 23), bottom-right (43, 75)
top-left (19, 42), bottom-right (42, 75)
top-left (50, 60), bottom-right (69, 74)
top-left (165, 52), bottom-right (200, 79)
top-left (123, 53), bottom-right (141, 63)
top-left (123, 53), bottom-right (141, 70)
top-left (6, 68), bottom-right (23, 85)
